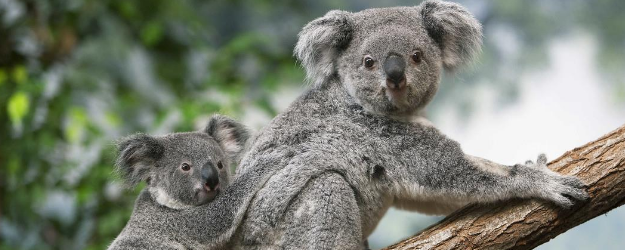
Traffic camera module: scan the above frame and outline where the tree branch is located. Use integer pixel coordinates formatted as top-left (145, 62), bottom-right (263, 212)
top-left (385, 124), bottom-right (625, 250)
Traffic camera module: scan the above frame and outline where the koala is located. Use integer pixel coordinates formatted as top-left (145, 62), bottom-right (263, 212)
top-left (107, 115), bottom-right (250, 250)
top-left (117, 1), bottom-right (587, 249)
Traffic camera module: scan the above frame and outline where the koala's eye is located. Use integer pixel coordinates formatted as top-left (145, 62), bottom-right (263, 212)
top-left (363, 55), bottom-right (375, 68)
top-left (181, 163), bottom-right (191, 171)
top-left (411, 50), bottom-right (423, 64)
top-left (217, 161), bottom-right (224, 169)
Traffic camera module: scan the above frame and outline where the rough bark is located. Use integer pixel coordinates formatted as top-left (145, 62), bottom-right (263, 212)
top-left (385, 124), bottom-right (625, 250)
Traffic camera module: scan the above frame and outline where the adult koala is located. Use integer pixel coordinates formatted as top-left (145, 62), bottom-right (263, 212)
top-left (124, 1), bottom-right (587, 249)
top-left (107, 115), bottom-right (249, 249)
top-left (226, 1), bottom-right (586, 248)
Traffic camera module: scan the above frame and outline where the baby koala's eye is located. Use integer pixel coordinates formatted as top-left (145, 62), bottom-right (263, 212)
top-left (411, 50), bottom-right (423, 64)
top-left (363, 55), bottom-right (375, 68)
top-left (180, 163), bottom-right (191, 171)
top-left (217, 161), bottom-right (224, 169)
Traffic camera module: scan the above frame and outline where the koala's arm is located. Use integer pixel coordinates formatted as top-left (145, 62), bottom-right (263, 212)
top-left (277, 172), bottom-right (363, 250)
top-left (392, 126), bottom-right (587, 213)
top-left (393, 155), bottom-right (537, 215)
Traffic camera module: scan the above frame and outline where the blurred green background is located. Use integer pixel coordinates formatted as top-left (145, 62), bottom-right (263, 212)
top-left (1, 0), bottom-right (624, 249)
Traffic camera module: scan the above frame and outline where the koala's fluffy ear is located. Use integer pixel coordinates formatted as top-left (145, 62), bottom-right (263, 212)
top-left (115, 134), bottom-right (164, 188)
top-left (294, 10), bottom-right (353, 86)
top-left (204, 115), bottom-right (250, 163)
top-left (420, 0), bottom-right (482, 71)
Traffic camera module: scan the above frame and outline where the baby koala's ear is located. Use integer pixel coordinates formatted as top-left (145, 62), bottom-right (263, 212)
top-left (116, 134), bottom-right (164, 188)
top-left (204, 115), bottom-right (251, 164)
top-left (420, 0), bottom-right (482, 71)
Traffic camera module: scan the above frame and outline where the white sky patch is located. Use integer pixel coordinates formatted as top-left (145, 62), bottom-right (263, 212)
top-left (241, 105), bottom-right (273, 131)
top-left (437, 33), bottom-right (625, 165)
top-left (270, 84), bottom-right (305, 113)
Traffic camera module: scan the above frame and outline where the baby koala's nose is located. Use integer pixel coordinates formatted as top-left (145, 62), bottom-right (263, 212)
top-left (383, 54), bottom-right (406, 90)
top-left (201, 163), bottom-right (220, 191)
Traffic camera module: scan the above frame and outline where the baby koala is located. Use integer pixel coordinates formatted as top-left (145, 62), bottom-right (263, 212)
top-left (108, 115), bottom-right (249, 250)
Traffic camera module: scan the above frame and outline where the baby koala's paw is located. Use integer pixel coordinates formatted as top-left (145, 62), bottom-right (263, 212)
top-left (522, 154), bottom-right (589, 208)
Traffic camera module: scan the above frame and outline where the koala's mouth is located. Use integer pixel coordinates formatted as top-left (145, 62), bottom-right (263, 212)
top-left (380, 85), bottom-right (410, 109)
top-left (196, 188), bottom-right (219, 204)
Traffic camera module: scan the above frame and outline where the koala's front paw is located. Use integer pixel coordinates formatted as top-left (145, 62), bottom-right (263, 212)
top-left (522, 154), bottom-right (589, 208)
top-left (541, 173), bottom-right (588, 208)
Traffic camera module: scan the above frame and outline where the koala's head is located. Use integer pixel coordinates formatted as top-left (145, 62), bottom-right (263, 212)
top-left (115, 115), bottom-right (250, 209)
top-left (295, 0), bottom-right (482, 116)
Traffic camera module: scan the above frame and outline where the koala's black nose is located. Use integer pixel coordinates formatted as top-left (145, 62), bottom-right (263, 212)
top-left (201, 163), bottom-right (220, 191)
top-left (383, 54), bottom-right (406, 90)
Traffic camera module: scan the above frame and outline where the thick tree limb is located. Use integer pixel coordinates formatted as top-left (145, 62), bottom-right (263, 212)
top-left (385, 125), bottom-right (625, 250)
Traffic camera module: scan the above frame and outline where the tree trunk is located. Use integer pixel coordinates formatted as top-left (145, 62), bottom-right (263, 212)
top-left (385, 125), bottom-right (625, 250)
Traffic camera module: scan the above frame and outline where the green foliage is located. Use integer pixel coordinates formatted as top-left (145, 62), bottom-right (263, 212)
top-left (0, 0), bottom-right (304, 249)
top-left (7, 91), bottom-right (29, 128)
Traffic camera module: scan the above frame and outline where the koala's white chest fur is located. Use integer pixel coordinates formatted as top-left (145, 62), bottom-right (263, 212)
top-left (149, 187), bottom-right (194, 210)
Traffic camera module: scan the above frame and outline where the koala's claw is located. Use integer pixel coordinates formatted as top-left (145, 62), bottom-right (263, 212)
top-left (525, 154), bottom-right (548, 169)
top-left (544, 175), bottom-right (589, 208)
top-left (517, 153), bottom-right (588, 207)
top-left (537, 153), bottom-right (548, 165)
top-left (523, 153), bottom-right (589, 208)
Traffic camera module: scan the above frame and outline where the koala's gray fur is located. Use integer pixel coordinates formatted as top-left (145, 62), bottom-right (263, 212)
top-left (106, 1), bottom-right (587, 249)
top-left (107, 115), bottom-right (250, 249)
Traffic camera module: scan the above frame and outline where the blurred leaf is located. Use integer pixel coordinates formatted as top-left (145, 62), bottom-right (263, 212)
top-left (226, 33), bottom-right (263, 53)
top-left (118, 1), bottom-right (137, 19)
top-left (97, 210), bottom-right (128, 236)
top-left (65, 107), bottom-right (88, 143)
top-left (7, 157), bottom-right (20, 190)
top-left (77, 185), bottom-right (94, 204)
top-left (105, 111), bottom-right (122, 128)
top-left (0, 69), bottom-right (7, 86)
top-left (12, 66), bottom-right (28, 84)
top-left (7, 157), bottom-right (20, 177)
top-left (7, 91), bottom-right (30, 128)
top-left (140, 21), bottom-right (164, 46)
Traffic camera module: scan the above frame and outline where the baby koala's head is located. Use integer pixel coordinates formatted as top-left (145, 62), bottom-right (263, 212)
top-left (115, 115), bottom-right (250, 209)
